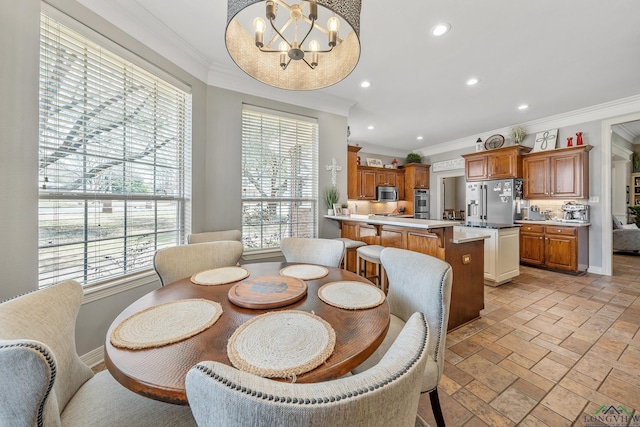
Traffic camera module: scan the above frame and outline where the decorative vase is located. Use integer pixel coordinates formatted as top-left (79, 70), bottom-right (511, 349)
top-left (328, 209), bottom-right (334, 216)
top-left (576, 132), bottom-right (583, 146)
top-left (567, 137), bottom-right (573, 147)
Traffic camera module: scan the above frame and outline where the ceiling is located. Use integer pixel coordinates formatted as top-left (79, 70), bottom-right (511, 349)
top-left (79, 0), bottom-right (640, 155)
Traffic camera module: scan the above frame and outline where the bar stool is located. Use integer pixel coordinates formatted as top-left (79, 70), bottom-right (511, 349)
top-left (333, 238), bottom-right (366, 273)
top-left (356, 245), bottom-right (387, 293)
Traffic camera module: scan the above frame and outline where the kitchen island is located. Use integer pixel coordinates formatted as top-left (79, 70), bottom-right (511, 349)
top-left (325, 214), bottom-right (488, 330)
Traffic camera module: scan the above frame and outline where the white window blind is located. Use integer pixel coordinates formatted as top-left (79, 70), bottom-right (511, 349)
top-left (38, 13), bottom-right (192, 288)
top-left (241, 106), bottom-right (318, 250)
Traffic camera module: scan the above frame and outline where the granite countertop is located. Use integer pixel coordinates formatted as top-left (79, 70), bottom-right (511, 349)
top-left (451, 231), bottom-right (490, 243)
top-left (324, 214), bottom-right (459, 230)
top-left (462, 221), bottom-right (521, 229)
top-left (516, 219), bottom-right (591, 227)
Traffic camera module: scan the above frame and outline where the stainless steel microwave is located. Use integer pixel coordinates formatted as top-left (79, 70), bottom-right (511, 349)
top-left (377, 186), bottom-right (398, 202)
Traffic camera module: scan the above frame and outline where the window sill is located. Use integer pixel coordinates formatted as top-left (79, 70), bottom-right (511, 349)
top-left (82, 269), bottom-right (159, 304)
top-left (241, 248), bottom-right (283, 262)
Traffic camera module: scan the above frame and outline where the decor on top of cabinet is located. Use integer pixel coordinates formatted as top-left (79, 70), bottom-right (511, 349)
top-left (510, 125), bottom-right (526, 145)
top-left (324, 187), bottom-right (340, 215)
top-left (576, 132), bottom-right (584, 146)
top-left (475, 137), bottom-right (484, 152)
top-left (405, 153), bottom-right (422, 164)
top-left (484, 134), bottom-right (505, 150)
top-left (366, 158), bottom-right (383, 167)
top-left (532, 128), bottom-right (558, 152)
top-left (567, 137), bottom-right (573, 147)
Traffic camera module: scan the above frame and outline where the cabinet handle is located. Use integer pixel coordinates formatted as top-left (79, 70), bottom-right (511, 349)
top-left (539, 236), bottom-right (542, 239)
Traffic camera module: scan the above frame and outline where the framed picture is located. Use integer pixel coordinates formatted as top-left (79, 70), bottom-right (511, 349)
top-left (366, 158), bottom-right (383, 167)
top-left (333, 204), bottom-right (343, 215)
top-left (532, 129), bottom-right (558, 152)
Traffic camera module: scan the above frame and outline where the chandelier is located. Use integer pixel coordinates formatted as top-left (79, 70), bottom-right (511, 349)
top-left (225, 0), bottom-right (361, 90)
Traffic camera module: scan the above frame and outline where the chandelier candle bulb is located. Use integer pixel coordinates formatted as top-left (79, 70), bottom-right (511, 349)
top-left (310, 40), bottom-right (319, 67)
top-left (266, 0), bottom-right (275, 19)
top-left (253, 17), bottom-right (265, 47)
top-left (309, 0), bottom-right (318, 20)
top-left (328, 16), bottom-right (339, 46)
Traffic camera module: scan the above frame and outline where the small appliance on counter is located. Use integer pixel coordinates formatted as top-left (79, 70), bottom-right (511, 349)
top-left (527, 205), bottom-right (547, 221)
top-left (413, 189), bottom-right (430, 219)
top-left (561, 202), bottom-right (589, 223)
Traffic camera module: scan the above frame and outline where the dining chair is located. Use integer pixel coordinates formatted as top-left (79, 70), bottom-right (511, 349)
top-left (280, 237), bottom-right (345, 268)
top-left (351, 248), bottom-right (453, 427)
top-left (153, 241), bottom-right (244, 286)
top-left (0, 280), bottom-right (196, 427)
top-left (185, 312), bottom-right (429, 427)
top-left (188, 229), bottom-right (241, 244)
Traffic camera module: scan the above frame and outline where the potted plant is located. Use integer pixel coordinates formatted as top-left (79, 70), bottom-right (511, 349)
top-left (405, 153), bottom-right (422, 164)
top-left (629, 206), bottom-right (640, 226)
top-left (510, 125), bottom-right (526, 145)
top-left (324, 187), bottom-right (340, 215)
top-left (341, 202), bottom-right (350, 216)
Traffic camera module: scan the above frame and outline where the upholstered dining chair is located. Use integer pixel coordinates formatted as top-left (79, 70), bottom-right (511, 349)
top-left (153, 241), bottom-right (244, 286)
top-left (351, 248), bottom-right (453, 427)
top-left (0, 280), bottom-right (196, 427)
top-left (185, 312), bottom-right (429, 427)
top-left (188, 229), bottom-right (241, 244)
top-left (280, 237), bottom-right (345, 268)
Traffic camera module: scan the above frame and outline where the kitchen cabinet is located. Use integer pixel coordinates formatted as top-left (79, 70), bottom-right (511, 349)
top-left (347, 145), bottom-right (361, 199)
top-left (347, 146), bottom-right (405, 200)
top-left (519, 223), bottom-right (588, 273)
top-left (522, 145), bottom-right (592, 199)
top-left (376, 169), bottom-right (405, 200)
top-left (456, 226), bottom-right (520, 286)
top-left (461, 145), bottom-right (531, 182)
top-left (401, 163), bottom-right (430, 214)
top-left (358, 169), bottom-right (377, 200)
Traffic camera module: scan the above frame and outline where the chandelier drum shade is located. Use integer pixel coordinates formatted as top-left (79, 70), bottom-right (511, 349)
top-left (226, 0), bottom-right (361, 90)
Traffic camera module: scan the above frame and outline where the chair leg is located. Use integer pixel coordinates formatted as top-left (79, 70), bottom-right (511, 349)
top-left (429, 388), bottom-right (446, 427)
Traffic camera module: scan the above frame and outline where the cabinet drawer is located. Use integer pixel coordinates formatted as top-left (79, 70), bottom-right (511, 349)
top-left (545, 226), bottom-right (577, 236)
top-left (520, 224), bottom-right (544, 233)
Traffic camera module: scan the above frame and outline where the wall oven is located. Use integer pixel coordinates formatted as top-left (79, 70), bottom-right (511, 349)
top-left (376, 186), bottom-right (398, 202)
top-left (414, 189), bottom-right (430, 219)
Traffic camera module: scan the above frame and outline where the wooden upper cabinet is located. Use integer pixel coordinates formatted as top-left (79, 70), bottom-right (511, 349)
top-left (403, 163), bottom-right (430, 190)
top-left (522, 145), bottom-right (591, 199)
top-left (359, 169), bottom-right (377, 200)
top-left (462, 145), bottom-right (531, 182)
top-left (347, 146), bottom-right (406, 200)
top-left (347, 145), bottom-right (361, 199)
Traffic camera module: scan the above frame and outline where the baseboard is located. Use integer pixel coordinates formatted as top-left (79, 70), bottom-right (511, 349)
top-left (81, 345), bottom-right (104, 368)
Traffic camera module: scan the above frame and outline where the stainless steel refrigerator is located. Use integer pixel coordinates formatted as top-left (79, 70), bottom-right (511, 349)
top-left (465, 178), bottom-right (527, 224)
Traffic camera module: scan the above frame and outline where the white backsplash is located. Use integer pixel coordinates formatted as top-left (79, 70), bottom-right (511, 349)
top-left (526, 199), bottom-right (587, 221)
top-left (346, 201), bottom-right (398, 215)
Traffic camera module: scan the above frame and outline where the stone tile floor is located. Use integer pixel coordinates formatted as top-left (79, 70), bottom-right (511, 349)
top-left (417, 254), bottom-right (640, 427)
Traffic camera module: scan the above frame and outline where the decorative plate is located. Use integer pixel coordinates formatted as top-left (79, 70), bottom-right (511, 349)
top-left (484, 134), bottom-right (505, 150)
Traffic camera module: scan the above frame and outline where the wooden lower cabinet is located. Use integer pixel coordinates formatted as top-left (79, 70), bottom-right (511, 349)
top-left (336, 221), bottom-right (484, 330)
top-left (520, 224), bottom-right (588, 273)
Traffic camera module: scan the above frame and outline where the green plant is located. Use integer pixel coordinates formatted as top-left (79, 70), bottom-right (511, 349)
top-left (341, 202), bottom-right (349, 208)
top-left (629, 206), bottom-right (640, 226)
top-left (405, 153), bottom-right (422, 164)
top-left (323, 186), bottom-right (340, 209)
top-left (510, 125), bottom-right (526, 144)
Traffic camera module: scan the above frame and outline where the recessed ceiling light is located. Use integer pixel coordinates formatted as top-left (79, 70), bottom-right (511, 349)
top-left (518, 104), bottom-right (529, 110)
top-left (466, 77), bottom-right (480, 86)
top-left (367, 125), bottom-right (374, 130)
top-left (417, 136), bottom-right (424, 140)
top-left (430, 23), bottom-right (450, 37)
top-left (360, 81), bottom-right (371, 88)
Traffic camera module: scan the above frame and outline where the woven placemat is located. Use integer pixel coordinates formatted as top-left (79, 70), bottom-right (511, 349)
top-left (279, 264), bottom-right (329, 280)
top-left (227, 310), bottom-right (335, 379)
top-left (318, 281), bottom-right (386, 310)
top-left (191, 266), bottom-right (250, 286)
top-left (110, 299), bottom-right (222, 349)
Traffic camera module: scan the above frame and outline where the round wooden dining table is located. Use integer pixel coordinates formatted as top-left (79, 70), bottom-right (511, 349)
top-left (104, 262), bottom-right (390, 405)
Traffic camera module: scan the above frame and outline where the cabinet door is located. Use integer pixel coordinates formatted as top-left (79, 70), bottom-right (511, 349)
top-left (550, 151), bottom-right (585, 198)
top-left (360, 170), bottom-right (376, 199)
top-left (488, 152), bottom-right (517, 179)
top-left (520, 232), bottom-right (545, 265)
top-left (376, 171), bottom-right (396, 186)
top-left (545, 234), bottom-right (577, 271)
top-left (395, 171), bottom-right (405, 199)
top-left (523, 157), bottom-right (549, 198)
top-left (415, 167), bottom-right (429, 189)
top-left (465, 156), bottom-right (488, 182)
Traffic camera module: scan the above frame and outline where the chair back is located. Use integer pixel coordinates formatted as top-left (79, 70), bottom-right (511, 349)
top-left (153, 241), bottom-right (244, 286)
top-left (188, 229), bottom-right (241, 244)
top-left (280, 238), bottom-right (345, 267)
top-left (186, 312), bottom-right (429, 427)
top-left (0, 280), bottom-right (93, 425)
top-left (380, 248), bottom-right (453, 384)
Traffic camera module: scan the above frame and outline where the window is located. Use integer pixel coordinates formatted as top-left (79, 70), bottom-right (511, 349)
top-left (38, 13), bottom-right (191, 288)
top-left (241, 106), bottom-right (318, 250)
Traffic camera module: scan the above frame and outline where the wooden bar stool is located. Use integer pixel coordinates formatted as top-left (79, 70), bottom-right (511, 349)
top-left (334, 238), bottom-right (367, 273)
top-left (356, 245), bottom-right (387, 293)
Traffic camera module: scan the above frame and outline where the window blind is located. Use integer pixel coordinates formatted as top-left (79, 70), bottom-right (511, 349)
top-left (38, 14), bottom-right (192, 288)
top-left (241, 106), bottom-right (318, 250)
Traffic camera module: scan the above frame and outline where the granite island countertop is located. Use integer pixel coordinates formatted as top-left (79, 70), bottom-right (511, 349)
top-left (324, 214), bottom-right (459, 230)
top-left (516, 219), bottom-right (591, 227)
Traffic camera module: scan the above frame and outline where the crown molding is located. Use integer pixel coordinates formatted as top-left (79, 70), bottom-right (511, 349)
top-left (207, 63), bottom-right (356, 116)
top-left (420, 94), bottom-right (640, 157)
top-left (78, 0), bottom-right (211, 82)
top-left (613, 123), bottom-right (638, 143)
